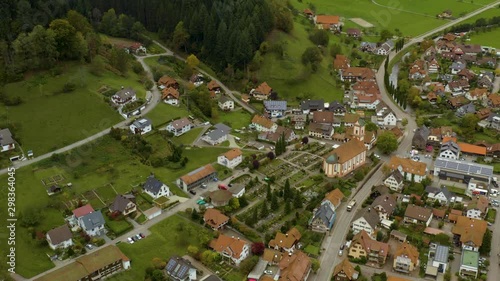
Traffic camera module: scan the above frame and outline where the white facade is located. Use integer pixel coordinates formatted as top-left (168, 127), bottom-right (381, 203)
top-left (164, 98), bottom-right (178, 105)
top-left (218, 100), bottom-right (234, 111)
top-left (166, 119), bottom-right (193, 136)
top-left (466, 209), bottom-right (484, 220)
top-left (252, 122), bottom-right (277, 132)
top-left (351, 217), bottom-right (376, 237)
top-left (430, 192), bottom-right (450, 205)
top-left (439, 149), bottom-right (459, 160)
top-left (384, 175), bottom-right (403, 192)
top-left (202, 134), bottom-right (228, 146)
top-left (129, 120), bottom-right (152, 135)
top-left (46, 234), bottom-right (73, 250)
top-left (382, 112), bottom-right (397, 126)
top-left (217, 154), bottom-right (242, 169)
top-left (145, 184), bottom-right (171, 199)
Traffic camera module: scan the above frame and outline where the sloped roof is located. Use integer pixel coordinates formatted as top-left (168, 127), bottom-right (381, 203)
top-left (324, 188), bottom-right (345, 207)
top-left (209, 234), bottom-right (247, 259)
top-left (278, 251), bottom-right (311, 281)
top-left (457, 142), bottom-right (486, 156)
top-left (269, 228), bottom-right (302, 249)
top-left (404, 205), bottom-right (432, 222)
top-left (110, 194), bottom-right (135, 213)
top-left (333, 258), bottom-right (358, 280)
top-left (254, 82), bottom-right (272, 95)
top-left (220, 149), bottom-right (242, 161)
top-left (81, 210), bottom-right (105, 231)
top-left (371, 195), bottom-right (397, 215)
top-left (251, 115), bottom-right (275, 129)
top-left (165, 256), bottom-right (194, 280)
top-left (143, 175), bottom-right (166, 194)
top-left (180, 164), bottom-right (216, 185)
top-left (324, 139), bottom-right (366, 165)
top-left (386, 170), bottom-right (404, 183)
top-left (204, 209), bottom-right (229, 229)
top-left (47, 224), bottom-right (72, 245)
top-left (72, 204), bottom-right (94, 218)
top-left (315, 15), bottom-right (340, 25)
top-left (394, 242), bottom-right (419, 265)
top-left (452, 216), bottom-right (487, 247)
top-left (351, 230), bottom-right (390, 258)
top-left (388, 156), bottom-right (427, 176)
top-left (354, 209), bottom-right (380, 229)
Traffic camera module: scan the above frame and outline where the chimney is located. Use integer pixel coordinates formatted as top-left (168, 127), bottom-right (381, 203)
top-left (121, 86), bottom-right (124, 89)
top-left (285, 233), bottom-right (289, 237)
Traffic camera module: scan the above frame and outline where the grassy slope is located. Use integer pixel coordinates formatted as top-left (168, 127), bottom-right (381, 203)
top-left (257, 18), bottom-right (343, 105)
top-left (211, 109), bottom-right (253, 130)
top-left (468, 28), bottom-right (500, 48)
top-left (0, 62), bottom-right (148, 155)
top-left (375, 0), bottom-right (494, 18)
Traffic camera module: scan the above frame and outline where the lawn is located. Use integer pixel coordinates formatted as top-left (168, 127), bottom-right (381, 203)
top-left (95, 184), bottom-right (119, 205)
top-left (104, 215), bottom-right (133, 236)
top-left (445, 185), bottom-right (466, 195)
top-left (375, 0), bottom-right (494, 19)
top-left (257, 19), bottom-right (344, 106)
top-left (212, 109), bottom-right (253, 130)
top-left (486, 208), bottom-right (497, 223)
top-left (106, 215), bottom-right (213, 281)
top-left (467, 27), bottom-right (500, 48)
top-left (0, 61), bottom-right (150, 156)
top-left (144, 102), bottom-right (189, 127)
top-left (172, 127), bottom-right (204, 145)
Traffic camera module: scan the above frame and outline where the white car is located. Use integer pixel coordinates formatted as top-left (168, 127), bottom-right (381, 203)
top-left (373, 154), bottom-right (381, 159)
top-left (127, 237), bottom-right (134, 244)
top-left (264, 270), bottom-right (273, 275)
top-left (338, 249), bottom-right (343, 256)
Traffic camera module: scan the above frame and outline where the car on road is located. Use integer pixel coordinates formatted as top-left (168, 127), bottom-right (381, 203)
top-left (340, 244), bottom-right (345, 250)
top-left (264, 270), bottom-right (273, 275)
top-left (338, 249), bottom-right (343, 256)
top-left (127, 237), bottom-right (134, 244)
top-left (189, 190), bottom-right (196, 195)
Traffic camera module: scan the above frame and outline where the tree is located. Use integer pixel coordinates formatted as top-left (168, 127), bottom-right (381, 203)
top-left (66, 10), bottom-right (92, 36)
top-left (293, 191), bottom-right (303, 208)
top-left (401, 118), bottom-right (408, 126)
top-left (173, 21), bottom-right (190, 51)
top-left (13, 25), bottom-right (58, 71)
top-left (271, 193), bottom-right (279, 210)
top-left (100, 8), bottom-right (118, 36)
top-left (479, 230), bottom-right (492, 255)
top-left (376, 231), bottom-right (384, 241)
top-left (311, 258), bottom-right (320, 273)
top-left (252, 159), bottom-right (260, 170)
top-left (309, 29), bottom-right (329, 46)
top-left (229, 198), bottom-right (240, 210)
top-left (330, 43), bottom-right (342, 58)
top-left (377, 131), bottom-right (398, 154)
top-left (284, 200), bottom-right (291, 213)
top-left (49, 19), bottom-right (86, 60)
top-left (186, 54), bottom-right (200, 69)
top-left (267, 151), bottom-right (275, 160)
top-left (191, 208), bottom-right (199, 220)
top-left (302, 136), bottom-right (309, 144)
top-left (252, 242), bottom-right (265, 255)
top-left (301, 47), bottom-right (322, 71)
top-left (20, 207), bottom-right (43, 227)
top-left (284, 179), bottom-right (291, 199)
top-left (461, 113), bottom-right (479, 140)
top-left (266, 184), bottom-right (272, 201)
top-left (151, 257), bottom-right (166, 269)
top-left (260, 201), bottom-right (269, 217)
top-left (365, 121), bottom-right (378, 132)
top-left (187, 245), bottom-right (199, 256)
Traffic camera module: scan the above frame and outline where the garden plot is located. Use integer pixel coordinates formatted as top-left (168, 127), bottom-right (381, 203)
top-left (284, 151), bottom-right (302, 161)
top-left (297, 154), bottom-right (322, 168)
top-left (266, 163), bottom-right (295, 179)
top-left (350, 18), bottom-right (374, 28)
top-left (94, 184), bottom-right (119, 206)
top-left (81, 190), bottom-right (106, 209)
top-left (287, 170), bottom-right (309, 186)
top-left (307, 160), bottom-right (323, 172)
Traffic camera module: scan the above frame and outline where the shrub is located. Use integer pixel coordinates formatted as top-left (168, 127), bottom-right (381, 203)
top-left (62, 82), bottom-right (77, 93)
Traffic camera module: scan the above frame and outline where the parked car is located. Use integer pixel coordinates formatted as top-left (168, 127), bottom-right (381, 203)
top-left (340, 244), bottom-right (345, 250)
top-left (373, 154), bottom-right (381, 159)
top-left (338, 249), bottom-right (343, 256)
top-left (189, 190), bottom-right (196, 195)
top-left (139, 233), bottom-right (145, 238)
top-left (86, 244), bottom-right (93, 249)
top-left (127, 237), bottom-right (134, 244)
top-left (135, 234), bottom-right (142, 240)
top-left (264, 270), bottom-right (272, 275)
top-left (201, 183), bottom-right (208, 189)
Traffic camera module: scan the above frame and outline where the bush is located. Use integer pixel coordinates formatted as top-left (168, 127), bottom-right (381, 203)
top-left (62, 82), bottom-right (77, 93)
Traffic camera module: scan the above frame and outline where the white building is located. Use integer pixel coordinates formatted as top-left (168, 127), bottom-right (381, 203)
top-left (380, 111), bottom-right (397, 127)
top-left (351, 209), bottom-right (380, 237)
top-left (218, 96), bottom-right (234, 111)
top-left (143, 175), bottom-right (171, 199)
top-left (166, 117), bottom-right (193, 136)
top-left (217, 149), bottom-right (243, 169)
top-left (210, 234), bottom-right (250, 265)
top-left (425, 186), bottom-right (453, 205)
top-left (80, 210), bottom-right (106, 236)
top-left (46, 224), bottom-right (73, 250)
top-left (202, 123), bottom-right (231, 146)
top-left (439, 141), bottom-right (460, 160)
top-left (251, 115), bottom-right (277, 132)
top-left (0, 128), bottom-right (15, 152)
top-left (129, 118), bottom-right (152, 135)
top-left (384, 170), bottom-right (404, 192)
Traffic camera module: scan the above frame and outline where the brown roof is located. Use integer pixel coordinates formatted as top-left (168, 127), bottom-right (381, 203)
top-left (489, 93), bottom-right (500, 107)
top-left (209, 190), bottom-right (233, 204)
top-left (351, 230), bottom-right (390, 259)
top-left (209, 234), bottom-right (247, 259)
top-left (467, 195), bottom-right (489, 213)
top-left (303, 9), bottom-right (314, 15)
top-left (343, 113), bottom-right (360, 124)
top-left (427, 92), bottom-right (437, 100)
top-left (388, 276), bottom-right (412, 281)
top-left (334, 54), bottom-right (350, 70)
top-left (324, 188), bottom-right (345, 208)
top-left (390, 127), bottom-right (404, 138)
top-left (324, 139), bottom-right (367, 164)
top-left (388, 156), bottom-right (427, 176)
top-left (312, 111), bottom-right (334, 124)
top-left (204, 209), bottom-right (229, 229)
top-left (316, 15), bottom-right (340, 25)
top-left (457, 142), bottom-right (486, 156)
top-left (170, 117), bottom-right (193, 130)
top-left (47, 224), bottom-right (72, 245)
top-left (432, 208), bottom-right (446, 218)
top-left (468, 88), bottom-right (488, 98)
top-left (394, 242), bottom-right (419, 265)
top-left (476, 108), bottom-right (491, 120)
top-left (262, 248), bottom-right (284, 264)
top-left (341, 67), bottom-right (375, 80)
top-left (255, 82), bottom-right (272, 96)
top-left (207, 80), bottom-right (220, 91)
top-left (158, 75), bottom-right (178, 87)
top-left (452, 216), bottom-right (487, 247)
top-left (162, 87), bottom-right (180, 100)
top-left (269, 227), bottom-right (302, 249)
top-left (221, 148), bottom-right (242, 161)
top-left (371, 195), bottom-right (397, 215)
top-left (180, 164), bottom-right (216, 185)
top-left (448, 209), bottom-right (462, 222)
top-left (278, 251), bottom-right (311, 281)
top-left (333, 258), bottom-right (358, 280)
top-left (404, 205), bottom-right (432, 222)
top-left (241, 94), bottom-right (250, 102)
top-left (252, 115), bottom-right (275, 129)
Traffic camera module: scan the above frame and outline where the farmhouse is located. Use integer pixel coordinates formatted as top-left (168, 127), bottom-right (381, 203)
top-left (300, 99), bottom-right (324, 114)
top-left (340, 67), bottom-right (375, 82)
top-left (466, 195), bottom-right (489, 219)
top-left (439, 141), bottom-right (460, 160)
top-left (112, 87), bottom-right (137, 105)
top-left (34, 245), bottom-right (130, 281)
top-left (46, 224), bottom-right (73, 250)
top-left (204, 209), bottom-right (229, 231)
top-left (217, 148), bottom-right (243, 169)
top-left (312, 111), bottom-right (335, 125)
top-left (291, 115), bottom-right (307, 130)
top-left (0, 128), bottom-right (15, 152)
top-left (250, 82), bottom-right (273, 100)
top-left (425, 186), bottom-right (453, 205)
top-left (332, 259), bottom-right (359, 281)
top-left (208, 80), bottom-right (222, 93)
top-left (158, 76), bottom-right (179, 89)
top-left (209, 234), bottom-right (249, 265)
top-left (308, 123), bottom-right (334, 139)
top-left (264, 100), bottom-right (287, 117)
top-left (143, 175), bottom-right (171, 199)
top-left (258, 126), bottom-right (297, 143)
top-left (251, 115), bottom-right (277, 132)
top-left (166, 117), bottom-right (193, 136)
top-left (129, 118), bottom-right (152, 135)
top-left (323, 139), bottom-right (367, 178)
top-left (177, 164), bottom-right (217, 191)
top-left (334, 55), bottom-right (351, 70)
top-left (162, 87), bottom-right (180, 105)
top-left (314, 15), bottom-right (341, 31)
top-left (371, 195), bottom-right (397, 220)
top-left (190, 73), bottom-right (204, 87)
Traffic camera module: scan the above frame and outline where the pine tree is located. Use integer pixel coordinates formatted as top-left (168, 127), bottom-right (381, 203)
top-left (271, 193), bottom-right (279, 211)
top-left (284, 179), bottom-right (291, 199)
top-left (260, 201), bottom-right (269, 218)
top-left (285, 201), bottom-right (291, 214)
top-left (293, 191), bottom-right (303, 209)
top-left (266, 184), bottom-right (272, 201)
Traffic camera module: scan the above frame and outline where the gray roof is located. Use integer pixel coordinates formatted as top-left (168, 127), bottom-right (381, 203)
top-left (228, 184), bottom-right (245, 195)
top-left (110, 194), bottom-right (135, 213)
top-left (214, 123), bottom-right (231, 132)
top-left (450, 62), bottom-right (466, 71)
top-left (434, 244), bottom-right (450, 263)
top-left (313, 201), bottom-right (336, 227)
top-left (144, 176), bottom-right (165, 194)
top-left (361, 42), bottom-right (377, 49)
top-left (387, 169), bottom-right (404, 183)
top-left (205, 128), bottom-right (228, 141)
top-left (81, 210), bottom-right (105, 231)
top-left (425, 186), bottom-right (441, 194)
top-left (132, 118), bottom-right (152, 129)
top-left (0, 128), bottom-right (14, 146)
top-left (114, 87), bottom-right (136, 99)
top-left (264, 100), bottom-right (287, 111)
top-left (457, 103), bottom-right (475, 115)
top-left (354, 209), bottom-right (380, 229)
top-left (371, 195), bottom-right (397, 215)
top-left (219, 96), bottom-right (232, 103)
top-left (327, 101), bottom-right (345, 112)
top-left (301, 99), bottom-right (324, 110)
top-left (440, 187), bottom-right (453, 200)
top-left (434, 158), bottom-right (493, 177)
top-left (440, 141), bottom-right (460, 154)
top-left (165, 256), bottom-right (193, 280)
top-left (414, 125), bottom-right (430, 140)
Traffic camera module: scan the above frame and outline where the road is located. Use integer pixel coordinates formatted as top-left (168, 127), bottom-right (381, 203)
top-left (493, 62), bottom-right (500, 94)
top-left (312, 2), bottom-right (500, 280)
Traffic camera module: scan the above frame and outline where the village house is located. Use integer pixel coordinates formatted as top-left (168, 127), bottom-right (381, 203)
top-left (177, 164), bottom-right (217, 191)
top-left (300, 99), bottom-right (325, 114)
top-left (334, 55), bottom-right (351, 70)
top-left (428, 59), bottom-right (440, 73)
top-left (291, 115), bottom-right (307, 130)
top-left (258, 125), bottom-right (297, 143)
top-left (166, 117), bottom-right (193, 136)
top-left (143, 175), bottom-right (171, 199)
top-left (457, 142), bottom-right (486, 157)
top-left (457, 69), bottom-right (476, 81)
top-left (351, 208), bottom-right (380, 237)
top-left (340, 67), bottom-right (375, 82)
top-left (158, 75), bottom-right (179, 89)
top-left (34, 245), bottom-right (130, 281)
top-left (46, 224), bottom-right (73, 250)
top-left (332, 259), bottom-right (359, 281)
top-left (207, 80), bottom-right (222, 94)
top-left (109, 194), bottom-right (136, 216)
top-left (427, 243), bottom-right (450, 276)
top-left (251, 115), bottom-right (277, 132)
top-left (277, 251), bottom-right (312, 281)
top-left (376, 40), bottom-right (394, 56)
top-left (162, 87), bottom-right (180, 105)
top-left (412, 126), bottom-right (430, 150)
top-left (209, 234), bottom-right (249, 265)
top-left (111, 87), bottom-right (137, 105)
top-left (202, 123), bottom-right (231, 146)
top-left (308, 123), bottom-right (334, 139)
top-left (269, 227), bottom-right (302, 253)
top-left (323, 139), bottom-right (367, 178)
top-left (347, 28), bottom-right (361, 38)
top-left (466, 195), bottom-right (489, 219)
top-left (425, 186), bottom-right (453, 205)
top-left (217, 148), bottom-right (243, 169)
top-left (303, 9), bottom-right (315, 19)
top-left (404, 205), bottom-right (433, 226)
top-left (218, 96), bottom-right (234, 111)
top-left (124, 42), bottom-right (146, 54)
top-left (312, 111), bottom-right (334, 125)
top-left (129, 118), bottom-right (152, 135)
top-left (360, 41), bottom-right (377, 53)
top-left (459, 249), bottom-right (479, 279)
top-left (439, 141), bottom-right (461, 160)
top-left (384, 170), bottom-right (404, 192)
top-left (452, 216), bottom-right (487, 251)
top-left (371, 195), bottom-right (397, 220)
top-left (388, 156), bottom-right (428, 183)
top-left (209, 190), bottom-right (233, 207)
top-left (309, 189), bottom-right (344, 232)
top-left (476, 108), bottom-right (491, 120)
top-left (314, 15), bottom-right (342, 31)
top-left (250, 82), bottom-right (273, 100)
top-left (327, 101), bottom-right (346, 116)
top-left (165, 256), bottom-right (197, 281)
top-left (466, 88), bottom-right (489, 102)
top-left (488, 93), bottom-right (500, 107)
top-left (264, 100), bottom-right (287, 118)
top-left (393, 242), bottom-right (420, 273)
top-left (0, 128), bottom-right (15, 152)
top-left (80, 210), bottom-right (106, 236)
top-left (71, 204), bottom-right (94, 228)
top-left (203, 209), bottom-right (229, 231)
top-left (189, 73), bottom-right (204, 87)
top-left (348, 230), bottom-right (390, 267)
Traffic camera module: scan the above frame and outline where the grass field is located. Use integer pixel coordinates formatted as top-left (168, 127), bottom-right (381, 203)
top-left (375, 0), bottom-right (493, 19)
top-left (107, 215), bottom-right (213, 281)
top-left (171, 127), bottom-right (204, 145)
top-left (0, 62), bottom-right (150, 156)
top-left (459, 7), bottom-right (500, 24)
top-left (212, 109), bottom-right (253, 129)
top-left (257, 19), bottom-right (344, 105)
top-left (467, 27), bottom-right (500, 48)
top-left (144, 102), bottom-right (190, 126)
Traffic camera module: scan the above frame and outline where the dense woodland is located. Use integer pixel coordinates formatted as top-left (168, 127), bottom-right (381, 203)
top-left (0, 0), bottom-right (290, 83)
